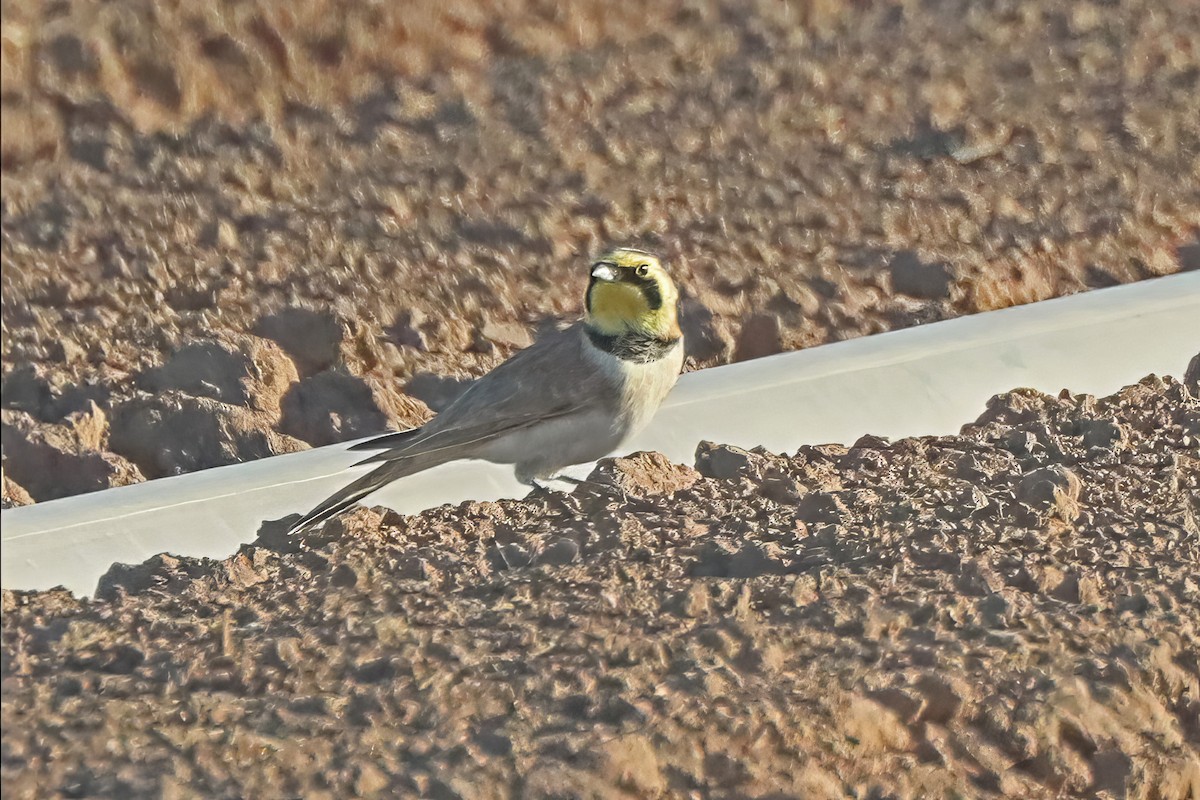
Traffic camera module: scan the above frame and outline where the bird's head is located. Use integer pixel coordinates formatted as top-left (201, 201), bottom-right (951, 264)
top-left (584, 248), bottom-right (681, 341)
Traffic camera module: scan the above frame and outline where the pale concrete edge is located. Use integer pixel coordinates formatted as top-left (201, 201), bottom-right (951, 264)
top-left (2, 273), bottom-right (1198, 549)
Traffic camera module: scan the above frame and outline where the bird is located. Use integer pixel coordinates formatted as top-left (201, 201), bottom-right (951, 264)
top-left (289, 247), bottom-right (684, 533)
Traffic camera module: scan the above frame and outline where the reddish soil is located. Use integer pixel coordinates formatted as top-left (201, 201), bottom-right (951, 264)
top-left (2, 1), bottom-right (1199, 796)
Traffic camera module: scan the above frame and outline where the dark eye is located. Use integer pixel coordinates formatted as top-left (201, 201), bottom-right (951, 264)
top-left (636, 264), bottom-right (650, 277)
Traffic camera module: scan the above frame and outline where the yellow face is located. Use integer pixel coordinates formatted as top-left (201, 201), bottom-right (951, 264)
top-left (584, 248), bottom-right (680, 340)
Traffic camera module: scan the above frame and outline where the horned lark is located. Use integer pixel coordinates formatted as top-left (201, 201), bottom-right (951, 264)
top-left (290, 247), bottom-right (684, 532)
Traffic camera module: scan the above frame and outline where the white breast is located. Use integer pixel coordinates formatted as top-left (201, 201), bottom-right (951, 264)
top-left (623, 344), bottom-right (684, 434)
top-left (480, 337), bottom-right (683, 483)
top-left (589, 339), bottom-right (684, 441)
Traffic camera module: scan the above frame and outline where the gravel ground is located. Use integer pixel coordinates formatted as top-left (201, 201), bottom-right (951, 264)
top-left (3, 374), bottom-right (1199, 798)
top-left (3, 0), bottom-right (1199, 503)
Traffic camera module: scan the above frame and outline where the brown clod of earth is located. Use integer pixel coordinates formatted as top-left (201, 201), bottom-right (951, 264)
top-left (1, 469), bottom-right (35, 508)
top-left (108, 393), bottom-right (307, 479)
top-left (278, 370), bottom-right (431, 447)
top-left (254, 308), bottom-right (351, 379)
top-left (0, 408), bottom-right (143, 501)
top-left (144, 333), bottom-right (298, 415)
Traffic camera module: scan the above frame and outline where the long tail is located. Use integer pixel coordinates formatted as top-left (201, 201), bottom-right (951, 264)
top-left (348, 428), bottom-right (419, 452)
top-left (289, 448), bottom-right (455, 534)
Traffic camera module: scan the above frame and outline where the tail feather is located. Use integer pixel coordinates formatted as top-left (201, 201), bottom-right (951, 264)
top-left (288, 466), bottom-right (394, 534)
top-left (289, 445), bottom-right (464, 534)
top-left (349, 427), bottom-right (420, 452)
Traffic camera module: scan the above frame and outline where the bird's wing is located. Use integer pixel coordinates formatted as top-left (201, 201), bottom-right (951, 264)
top-left (354, 324), bottom-right (618, 467)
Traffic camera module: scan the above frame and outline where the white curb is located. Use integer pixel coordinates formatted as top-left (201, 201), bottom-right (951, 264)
top-left (3, 273), bottom-right (1198, 596)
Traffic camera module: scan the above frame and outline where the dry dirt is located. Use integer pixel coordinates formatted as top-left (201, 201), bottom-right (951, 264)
top-left (3, 1), bottom-right (1200, 796)
top-left (3, 374), bottom-right (1199, 798)
top-left (3, 0), bottom-right (1199, 503)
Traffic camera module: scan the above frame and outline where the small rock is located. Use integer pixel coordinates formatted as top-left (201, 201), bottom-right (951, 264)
top-left (889, 250), bottom-right (954, 299)
top-left (48, 381), bottom-right (112, 421)
top-left (1184, 352), bottom-right (1199, 392)
top-left (975, 593), bottom-right (1010, 627)
top-left (355, 763), bottom-right (391, 797)
top-left (795, 492), bottom-right (849, 525)
top-left (683, 582), bottom-right (711, 617)
top-left (842, 437), bottom-right (892, 473)
top-left (478, 318), bottom-right (533, 350)
top-left (495, 542), bottom-right (531, 569)
top-left (842, 694), bottom-right (914, 753)
top-left (224, 550), bottom-right (271, 589)
top-left (1115, 593), bottom-right (1150, 615)
top-left (216, 219), bottom-right (239, 250)
top-left (1078, 418), bottom-right (1126, 450)
top-left (603, 734), bottom-right (667, 796)
top-left (1049, 571), bottom-right (1081, 603)
top-left (387, 308), bottom-right (431, 351)
top-left (588, 451), bottom-right (700, 496)
top-left (761, 474), bottom-right (806, 504)
top-left (471, 728), bottom-right (513, 757)
top-left (955, 452), bottom-right (992, 481)
top-left (1017, 465), bottom-right (1082, 522)
top-left (352, 657), bottom-right (397, 684)
top-left (329, 562), bottom-right (359, 588)
top-left (973, 388), bottom-right (1062, 429)
top-left (1001, 430), bottom-right (1040, 456)
top-left (537, 537), bottom-right (580, 566)
top-left (1, 410), bottom-right (144, 500)
top-left (914, 675), bottom-right (961, 723)
top-left (725, 541), bottom-right (787, 578)
top-left (852, 434), bottom-right (891, 449)
top-left (1, 469), bottom-right (35, 508)
top-left (145, 333), bottom-right (298, 416)
top-left (279, 370), bottom-right (430, 447)
top-left (109, 393), bottom-right (307, 479)
top-left (51, 337), bottom-right (88, 364)
top-left (694, 441), bottom-right (761, 480)
top-left (95, 553), bottom-right (208, 601)
top-left (733, 313), bottom-right (784, 362)
top-left (65, 401), bottom-right (107, 451)
top-left (1, 365), bottom-right (53, 418)
top-left (255, 308), bottom-right (347, 378)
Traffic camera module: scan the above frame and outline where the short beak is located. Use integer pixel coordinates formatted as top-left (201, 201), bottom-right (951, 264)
top-left (591, 262), bottom-right (619, 282)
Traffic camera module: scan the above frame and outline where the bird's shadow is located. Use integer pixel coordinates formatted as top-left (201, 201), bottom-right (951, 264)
top-left (252, 514), bottom-right (342, 555)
